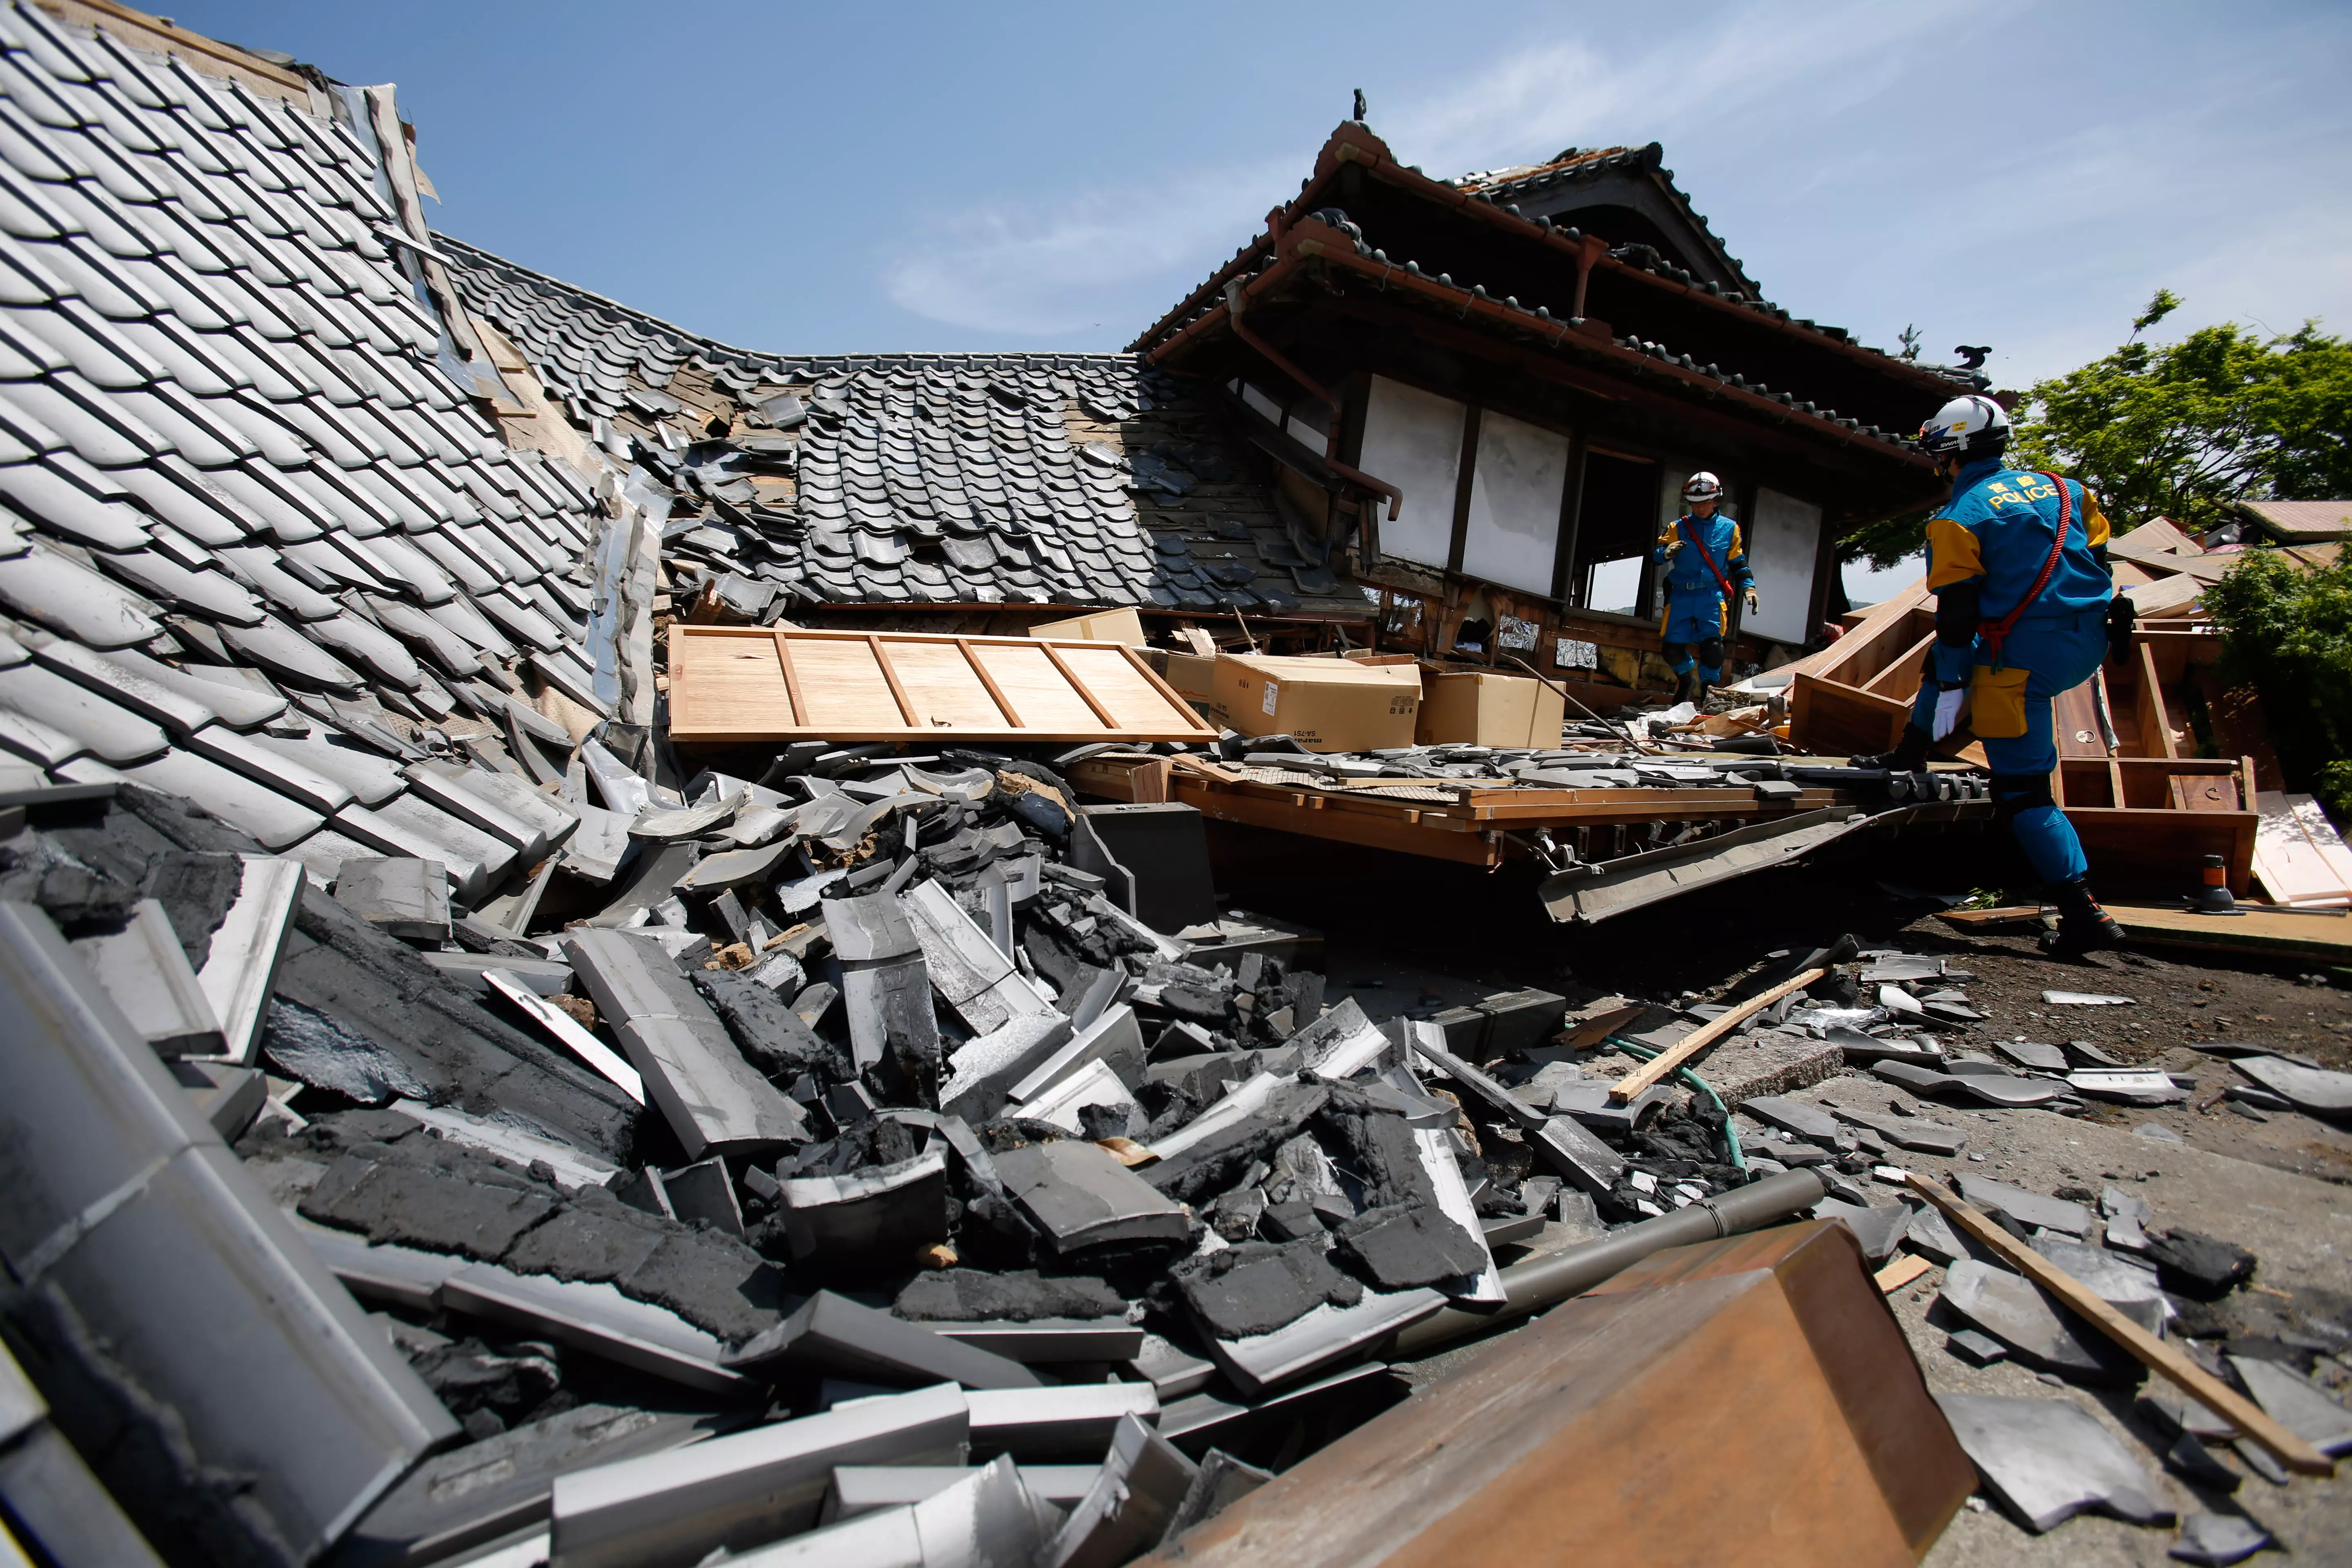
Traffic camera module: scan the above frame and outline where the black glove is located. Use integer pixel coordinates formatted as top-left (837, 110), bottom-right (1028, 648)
top-left (2106, 594), bottom-right (2136, 662)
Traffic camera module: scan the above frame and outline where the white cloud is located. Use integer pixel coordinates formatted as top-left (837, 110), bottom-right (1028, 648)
top-left (1386, 2), bottom-right (1958, 178)
top-left (880, 1), bottom-right (1959, 338)
top-left (881, 159), bottom-right (1300, 339)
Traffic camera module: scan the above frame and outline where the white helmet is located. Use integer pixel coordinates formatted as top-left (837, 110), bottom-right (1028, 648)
top-left (1916, 394), bottom-right (2009, 461)
top-left (1682, 471), bottom-right (1724, 504)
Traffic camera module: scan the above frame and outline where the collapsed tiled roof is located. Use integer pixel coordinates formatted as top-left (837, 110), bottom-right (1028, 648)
top-left (441, 239), bottom-right (1369, 617)
top-left (0, 0), bottom-right (623, 893)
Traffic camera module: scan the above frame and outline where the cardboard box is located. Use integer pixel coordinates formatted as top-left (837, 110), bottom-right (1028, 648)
top-left (1029, 607), bottom-right (1147, 646)
top-left (1214, 654), bottom-right (1420, 752)
top-left (1416, 670), bottom-right (1566, 747)
top-left (1160, 652), bottom-right (1227, 726)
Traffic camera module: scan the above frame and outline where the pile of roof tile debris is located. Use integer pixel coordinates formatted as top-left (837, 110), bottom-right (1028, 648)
top-left (2, 747), bottom-right (1828, 1568)
top-left (0, 4), bottom-right (2346, 1565)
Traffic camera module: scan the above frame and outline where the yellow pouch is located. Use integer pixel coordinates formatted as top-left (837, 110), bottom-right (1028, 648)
top-left (1969, 664), bottom-right (2029, 738)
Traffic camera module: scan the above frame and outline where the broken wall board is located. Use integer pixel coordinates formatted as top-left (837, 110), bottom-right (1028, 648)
top-left (2252, 791), bottom-right (2352, 908)
top-left (666, 628), bottom-right (1216, 744)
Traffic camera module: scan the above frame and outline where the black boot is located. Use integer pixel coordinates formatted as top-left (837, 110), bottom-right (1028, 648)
top-left (1853, 722), bottom-right (1932, 773)
top-left (2042, 876), bottom-right (2124, 959)
top-left (1673, 668), bottom-right (1699, 706)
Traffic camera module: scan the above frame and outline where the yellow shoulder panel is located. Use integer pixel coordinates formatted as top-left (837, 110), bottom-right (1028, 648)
top-left (1924, 515), bottom-right (1984, 589)
top-left (2081, 486), bottom-right (2110, 548)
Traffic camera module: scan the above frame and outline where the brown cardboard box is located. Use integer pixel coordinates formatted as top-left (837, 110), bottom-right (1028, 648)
top-left (1214, 654), bottom-right (1420, 752)
top-left (1160, 652), bottom-right (1227, 726)
top-left (1416, 670), bottom-right (1567, 747)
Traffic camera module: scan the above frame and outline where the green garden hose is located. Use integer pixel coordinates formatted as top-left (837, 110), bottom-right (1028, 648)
top-left (1604, 1034), bottom-right (1749, 1176)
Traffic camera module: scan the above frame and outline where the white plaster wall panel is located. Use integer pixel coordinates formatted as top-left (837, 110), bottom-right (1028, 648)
top-left (1747, 488), bottom-right (1822, 644)
top-left (1462, 410), bottom-right (1569, 596)
top-left (1356, 375), bottom-right (1465, 571)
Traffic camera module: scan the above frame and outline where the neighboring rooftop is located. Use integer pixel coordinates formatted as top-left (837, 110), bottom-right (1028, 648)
top-left (2236, 498), bottom-right (2352, 544)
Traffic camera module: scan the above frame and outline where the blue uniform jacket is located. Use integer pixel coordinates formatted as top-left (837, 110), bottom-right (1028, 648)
top-left (1926, 457), bottom-right (2112, 622)
top-left (1652, 512), bottom-right (1753, 600)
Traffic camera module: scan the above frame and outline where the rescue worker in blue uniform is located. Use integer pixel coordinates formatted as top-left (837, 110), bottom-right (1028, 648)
top-left (1653, 472), bottom-right (1758, 705)
top-left (1856, 394), bottom-right (2125, 956)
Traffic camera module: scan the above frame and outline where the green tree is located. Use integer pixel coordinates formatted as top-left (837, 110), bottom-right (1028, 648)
top-left (2011, 291), bottom-right (2352, 532)
top-left (1836, 505), bottom-right (1933, 572)
top-left (2203, 550), bottom-right (2352, 820)
top-left (1837, 292), bottom-right (2352, 573)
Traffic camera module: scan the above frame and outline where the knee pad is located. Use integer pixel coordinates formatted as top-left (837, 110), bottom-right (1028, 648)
top-left (1664, 643), bottom-right (1695, 673)
top-left (1988, 771), bottom-right (2054, 827)
top-left (1696, 637), bottom-right (1724, 670)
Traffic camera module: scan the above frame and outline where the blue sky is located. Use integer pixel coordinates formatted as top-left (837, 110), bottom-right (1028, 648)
top-left (182, 0), bottom-right (2352, 596)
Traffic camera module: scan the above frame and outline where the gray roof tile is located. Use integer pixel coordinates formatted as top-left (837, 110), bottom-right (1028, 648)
top-left (123, 743), bottom-right (321, 846)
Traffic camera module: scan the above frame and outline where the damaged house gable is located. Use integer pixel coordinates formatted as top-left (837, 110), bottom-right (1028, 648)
top-left (1131, 121), bottom-right (1980, 687)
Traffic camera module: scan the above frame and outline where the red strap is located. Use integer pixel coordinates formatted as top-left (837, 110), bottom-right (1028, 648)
top-left (1680, 518), bottom-right (1738, 600)
top-left (1978, 472), bottom-right (2073, 666)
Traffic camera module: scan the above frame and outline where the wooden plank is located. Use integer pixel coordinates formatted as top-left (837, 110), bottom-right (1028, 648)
top-left (1788, 673), bottom-right (1909, 757)
top-left (2108, 901), bottom-right (2352, 962)
top-left (957, 638), bottom-right (1023, 728)
top-left (1607, 967), bottom-right (1826, 1103)
top-left (1904, 1174), bottom-right (2335, 1476)
top-left (667, 630), bottom-right (789, 735)
top-left (1056, 641), bottom-right (1198, 731)
top-left (1937, 904), bottom-right (2044, 931)
top-left (1038, 641), bottom-right (1120, 727)
top-left (2053, 679), bottom-right (2107, 758)
top-left (1874, 1254), bottom-right (1934, 1295)
top-left (892, 639), bottom-right (1011, 728)
top-left (1777, 576), bottom-right (1932, 688)
top-left (790, 636), bottom-right (901, 732)
top-left (770, 628), bottom-right (806, 726)
top-left (1116, 641), bottom-right (1213, 722)
top-left (973, 643), bottom-right (1105, 732)
top-left (1860, 632), bottom-right (1936, 696)
top-left (1169, 777), bottom-right (1503, 865)
top-left (867, 635), bottom-right (918, 727)
top-left (2135, 640), bottom-right (2179, 759)
top-left (2067, 806), bottom-right (2257, 896)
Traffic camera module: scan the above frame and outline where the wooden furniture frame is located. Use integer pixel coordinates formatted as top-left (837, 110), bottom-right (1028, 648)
top-left (1784, 587), bottom-right (2257, 893)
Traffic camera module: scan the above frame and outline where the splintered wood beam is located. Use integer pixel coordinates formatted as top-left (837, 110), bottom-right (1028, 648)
top-left (1904, 1173), bottom-right (2335, 1476)
top-left (1607, 967), bottom-right (1826, 1103)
